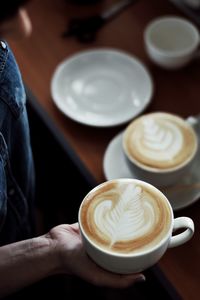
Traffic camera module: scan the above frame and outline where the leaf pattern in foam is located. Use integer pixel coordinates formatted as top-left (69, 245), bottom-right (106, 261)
top-left (94, 184), bottom-right (146, 246)
top-left (142, 118), bottom-right (183, 160)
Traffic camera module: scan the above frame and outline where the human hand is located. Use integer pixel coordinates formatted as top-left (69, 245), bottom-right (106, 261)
top-left (46, 223), bottom-right (145, 288)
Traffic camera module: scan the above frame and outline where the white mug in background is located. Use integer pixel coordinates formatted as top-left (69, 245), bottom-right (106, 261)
top-left (122, 112), bottom-right (198, 187)
top-left (144, 16), bottom-right (200, 69)
top-left (78, 178), bottom-right (194, 274)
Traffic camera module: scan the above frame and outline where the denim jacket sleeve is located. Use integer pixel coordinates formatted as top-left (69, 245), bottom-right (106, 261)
top-left (0, 133), bottom-right (7, 233)
top-left (0, 40), bottom-right (35, 245)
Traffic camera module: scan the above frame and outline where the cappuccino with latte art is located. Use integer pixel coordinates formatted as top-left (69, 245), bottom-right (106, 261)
top-left (80, 180), bottom-right (171, 254)
top-left (79, 179), bottom-right (194, 274)
top-left (123, 112), bottom-right (197, 171)
top-left (122, 112), bottom-right (198, 187)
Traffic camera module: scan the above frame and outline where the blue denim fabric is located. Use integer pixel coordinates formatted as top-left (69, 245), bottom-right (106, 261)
top-left (0, 41), bottom-right (35, 245)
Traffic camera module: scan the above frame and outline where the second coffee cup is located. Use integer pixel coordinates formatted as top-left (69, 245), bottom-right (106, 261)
top-left (122, 112), bottom-right (198, 187)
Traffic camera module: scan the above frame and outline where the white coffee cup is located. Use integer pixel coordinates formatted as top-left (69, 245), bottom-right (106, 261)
top-left (122, 112), bottom-right (198, 187)
top-left (78, 178), bottom-right (194, 274)
top-left (144, 16), bottom-right (200, 69)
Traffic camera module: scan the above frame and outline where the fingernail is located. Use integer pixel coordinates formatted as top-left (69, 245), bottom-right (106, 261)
top-left (136, 275), bottom-right (146, 283)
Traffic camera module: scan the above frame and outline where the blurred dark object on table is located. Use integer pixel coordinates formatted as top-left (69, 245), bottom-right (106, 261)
top-left (170, 0), bottom-right (200, 25)
top-left (63, 0), bottom-right (138, 42)
top-left (65, 0), bottom-right (103, 5)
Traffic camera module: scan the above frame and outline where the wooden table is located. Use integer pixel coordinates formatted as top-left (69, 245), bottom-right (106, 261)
top-left (9, 0), bottom-right (200, 299)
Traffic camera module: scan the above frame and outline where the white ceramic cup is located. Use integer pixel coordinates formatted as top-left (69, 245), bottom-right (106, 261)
top-left (78, 178), bottom-right (194, 274)
top-left (122, 112), bottom-right (198, 188)
top-left (144, 16), bottom-right (200, 69)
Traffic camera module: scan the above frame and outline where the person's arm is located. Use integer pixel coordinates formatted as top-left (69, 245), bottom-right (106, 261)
top-left (0, 223), bottom-right (145, 298)
top-left (0, 234), bottom-right (57, 297)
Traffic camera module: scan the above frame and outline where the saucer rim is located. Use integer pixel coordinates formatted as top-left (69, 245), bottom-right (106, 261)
top-left (50, 48), bottom-right (154, 127)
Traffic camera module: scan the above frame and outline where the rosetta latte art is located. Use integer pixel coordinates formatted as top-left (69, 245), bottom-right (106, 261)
top-left (141, 117), bottom-right (183, 161)
top-left (94, 184), bottom-right (155, 247)
top-left (124, 113), bottom-right (197, 170)
top-left (81, 181), bottom-right (171, 254)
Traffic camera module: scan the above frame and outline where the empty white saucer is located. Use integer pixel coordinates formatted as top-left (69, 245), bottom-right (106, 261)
top-left (51, 48), bottom-right (153, 127)
top-left (103, 130), bottom-right (200, 211)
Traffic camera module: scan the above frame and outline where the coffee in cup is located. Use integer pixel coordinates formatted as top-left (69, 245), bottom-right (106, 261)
top-left (122, 112), bottom-right (198, 187)
top-left (78, 178), bottom-right (194, 274)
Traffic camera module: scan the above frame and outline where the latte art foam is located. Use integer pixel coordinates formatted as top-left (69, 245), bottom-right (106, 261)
top-left (142, 118), bottom-right (183, 161)
top-left (80, 181), bottom-right (171, 254)
top-left (123, 113), bottom-right (197, 170)
top-left (94, 185), bottom-right (155, 246)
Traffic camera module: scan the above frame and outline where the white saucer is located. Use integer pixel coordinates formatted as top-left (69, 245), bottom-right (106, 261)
top-left (103, 130), bottom-right (200, 211)
top-left (51, 48), bottom-right (153, 127)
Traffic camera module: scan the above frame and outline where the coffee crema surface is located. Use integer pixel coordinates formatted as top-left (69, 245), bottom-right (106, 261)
top-left (80, 180), bottom-right (171, 254)
top-left (123, 112), bottom-right (197, 170)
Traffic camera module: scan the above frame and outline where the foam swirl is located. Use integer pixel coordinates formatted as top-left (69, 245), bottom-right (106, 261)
top-left (81, 181), bottom-right (171, 254)
top-left (141, 118), bottom-right (183, 161)
top-left (124, 113), bottom-right (197, 169)
top-left (94, 183), bottom-right (155, 248)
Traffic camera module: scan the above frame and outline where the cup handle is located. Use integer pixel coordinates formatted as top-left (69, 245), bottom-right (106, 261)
top-left (168, 217), bottom-right (194, 248)
top-left (186, 115), bottom-right (200, 128)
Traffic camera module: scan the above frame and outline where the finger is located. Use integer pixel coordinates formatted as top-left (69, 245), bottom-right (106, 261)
top-left (70, 223), bottom-right (80, 234)
top-left (113, 273), bottom-right (146, 288)
top-left (77, 251), bottom-right (145, 288)
top-left (88, 265), bottom-right (145, 288)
